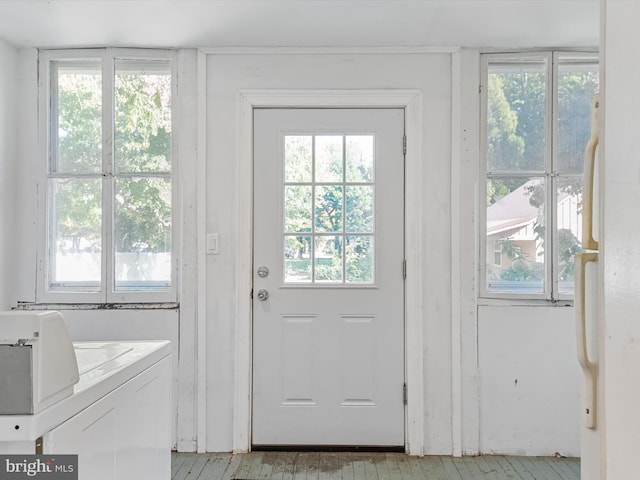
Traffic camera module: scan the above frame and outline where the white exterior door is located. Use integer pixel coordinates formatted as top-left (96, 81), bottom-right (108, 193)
top-left (252, 108), bottom-right (405, 447)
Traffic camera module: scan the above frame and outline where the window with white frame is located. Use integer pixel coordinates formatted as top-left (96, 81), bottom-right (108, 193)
top-left (39, 49), bottom-right (176, 303)
top-left (481, 52), bottom-right (599, 300)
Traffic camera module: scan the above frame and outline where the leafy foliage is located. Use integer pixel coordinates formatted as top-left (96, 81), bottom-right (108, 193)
top-left (486, 58), bottom-right (599, 290)
top-left (283, 135), bottom-right (375, 283)
top-left (55, 66), bottom-right (172, 257)
top-left (500, 258), bottom-right (544, 282)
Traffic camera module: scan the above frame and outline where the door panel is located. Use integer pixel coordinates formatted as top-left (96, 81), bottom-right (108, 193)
top-left (252, 108), bottom-right (405, 447)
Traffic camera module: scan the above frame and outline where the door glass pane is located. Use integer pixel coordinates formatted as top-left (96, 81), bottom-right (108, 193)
top-left (284, 135), bottom-right (312, 182)
top-left (346, 236), bottom-right (374, 283)
top-left (283, 134), bottom-right (376, 285)
top-left (486, 176), bottom-right (545, 294)
top-left (114, 177), bottom-right (171, 290)
top-left (285, 185), bottom-right (312, 233)
top-left (346, 135), bottom-right (374, 182)
top-left (284, 236), bottom-right (312, 283)
top-left (315, 185), bottom-right (343, 233)
top-left (315, 236), bottom-right (343, 282)
top-left (54, 62), bottom-right (102, 174)
top-left (557, 176), bottom-right (583, 295)
top-left (487, 60), bottom-right (546, 172)
top-left (115, 60), bottom-right (172, 173)
top-left (346, 186), bottom-right (373, 233)
top-left (50, 178), bottom-right (102, 287)
top-left (315, 135), bottom-right (343, 182)
top-left (556, 61), bottom-right (600, 174)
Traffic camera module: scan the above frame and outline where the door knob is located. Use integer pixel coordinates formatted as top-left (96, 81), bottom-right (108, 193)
top-left (256, 289), bottom-right (269, 301)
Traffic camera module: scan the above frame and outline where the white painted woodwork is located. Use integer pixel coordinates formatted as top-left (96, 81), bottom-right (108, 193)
top-left (14, 47), bottom-right (39, 306)
top-left (252, 108), bottom-right (405, 446)
top-left (173, 48), bottom-right (202, 453)
top-left (451, 48), bottom-right (482, 457)
top-left (0, 41), bottom-right (17, 310)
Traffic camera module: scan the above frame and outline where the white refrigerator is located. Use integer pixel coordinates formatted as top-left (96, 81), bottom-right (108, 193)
top-left (592, 2), bottom-right (640, 477)
top-left (575, 94), bottom-right (601, 480)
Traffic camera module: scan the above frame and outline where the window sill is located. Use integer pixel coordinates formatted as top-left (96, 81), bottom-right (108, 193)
top-left (477, 297), bottom-right (573, 307)
top-left (14, 302), bottom-right (179, 311)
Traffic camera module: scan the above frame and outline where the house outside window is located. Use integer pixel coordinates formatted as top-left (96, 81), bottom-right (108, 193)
top-left (481, 51), bottom-right (599, 300)
top-left (493, 248), bottom-right (502, 267)
top-left (37, 49), bottom-right (177, 303)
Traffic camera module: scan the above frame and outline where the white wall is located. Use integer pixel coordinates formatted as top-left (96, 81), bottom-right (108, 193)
top-left (0, 40), bottom-right (18, 309)
top-left (204, 50), bottom-right (453, 453)
top-left (478, 306), bottom-right (580, 456)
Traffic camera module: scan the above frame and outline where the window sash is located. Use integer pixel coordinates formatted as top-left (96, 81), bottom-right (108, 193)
top-left (37, 48), bottom-right (177, 304)
top-left (480, 51), bottom-right (598, 301)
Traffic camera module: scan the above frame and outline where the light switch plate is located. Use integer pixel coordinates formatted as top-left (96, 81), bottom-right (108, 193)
top-left (207, 233), bottom-right (219, 255)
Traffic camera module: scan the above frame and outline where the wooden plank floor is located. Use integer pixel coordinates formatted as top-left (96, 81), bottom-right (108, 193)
top-left (171, 452), bottom-right (580, 480)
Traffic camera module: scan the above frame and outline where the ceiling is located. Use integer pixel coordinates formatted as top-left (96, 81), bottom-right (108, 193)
top-left (0, 0), bottom-right (599, 50)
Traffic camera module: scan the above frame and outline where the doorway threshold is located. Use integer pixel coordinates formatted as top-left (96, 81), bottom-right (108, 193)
top-left (251, 445), bottom-right (405, 453)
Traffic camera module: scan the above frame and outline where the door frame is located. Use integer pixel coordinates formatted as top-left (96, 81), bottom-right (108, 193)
top-left (233, 90), bottom-right (425, 455)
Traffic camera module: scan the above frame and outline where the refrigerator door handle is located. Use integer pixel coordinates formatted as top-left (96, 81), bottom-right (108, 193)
top-left (575, 251), bottom-right (598, 429)
top-left (582, 94), bottom-right (600, 251)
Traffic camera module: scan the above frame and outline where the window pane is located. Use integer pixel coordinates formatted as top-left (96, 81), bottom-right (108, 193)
top-left (50, 178), bottom-right (102, 287)
top-left (315, 236), bottom-right (343, 282)
top-left (284, 185), bottom-right (312, 233)
top-left (557, 177), bottom-right (584, 295)
top-left (346, 236), bottom-right (374, 283)
top-left (315, 185), bottom-right (343, 232)
top-left (284, 236), bottom-right (312, 283)
top-left (556, 61), bottom-right (600, 174)
top-left (487, 61), bottom-right (546, 172)
top-left (285, 136), bottom-right (312, 182)
top-left (345, 186), bottom-right (373, 233)
top-left (346, 135), bottom-right (374, 182)
top-left (315, 135), bottom-right (343, 182)
top-left (486, 177), bottom-right (545, 294)
top-left (282, 133), bottom-right (377, 285)
top-left (115, 60), bottom-right (171, 173)
top-left (55, 62), bottom-right (102, 174)
top-left (114, 177), bottom-right (171, 290)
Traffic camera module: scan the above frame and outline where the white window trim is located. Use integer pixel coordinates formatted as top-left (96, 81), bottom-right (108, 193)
top-left (479, 50), bottom-right (599, 302)
top-left (36, 48), bottom-right (179, 304)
